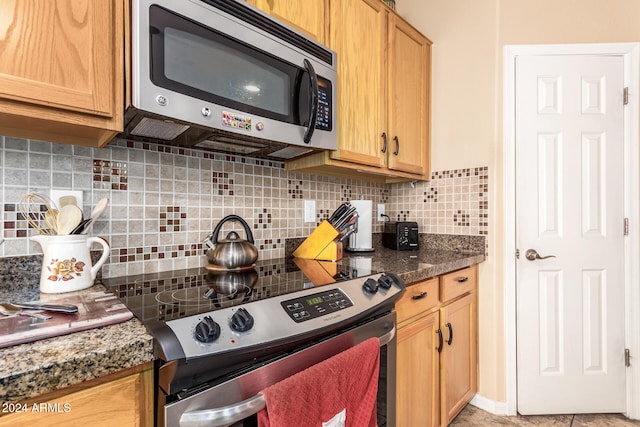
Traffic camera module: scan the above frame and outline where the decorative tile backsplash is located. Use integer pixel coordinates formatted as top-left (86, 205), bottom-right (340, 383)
top-left (0, 136), bottom-right (489, 278)
top-left (389, 167), bottom-right (489, 236)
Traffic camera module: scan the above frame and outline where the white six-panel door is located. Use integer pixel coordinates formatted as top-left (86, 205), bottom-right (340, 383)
top-left (515, 54), bottom-right (626, 414)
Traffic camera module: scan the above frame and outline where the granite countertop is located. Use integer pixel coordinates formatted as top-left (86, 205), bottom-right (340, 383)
top-left (343, 246), bottom-right (485, 286)
top-left (0, 257), bottom-right (154, 403)
top-left (0, 233), bottom-right (485, 404)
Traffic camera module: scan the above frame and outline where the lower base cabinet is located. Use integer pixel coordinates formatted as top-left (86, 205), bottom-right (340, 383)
top-left (395, 265), bottom-right (478, 427)
top-left (397, 310), bottom-right (440, 427)
top-left (0, 363), bottom-right (154, 427)
top-left (440, 292), bottom-right (477, 425)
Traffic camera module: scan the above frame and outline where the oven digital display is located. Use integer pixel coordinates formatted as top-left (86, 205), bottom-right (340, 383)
top-left (307, 296), bottom-right (323, 305)
top-left (282, 288), bottom-right (353, 323)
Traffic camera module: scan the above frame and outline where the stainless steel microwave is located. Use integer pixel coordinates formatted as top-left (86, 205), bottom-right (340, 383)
top-left (122, 0), bottom-right (337, 159)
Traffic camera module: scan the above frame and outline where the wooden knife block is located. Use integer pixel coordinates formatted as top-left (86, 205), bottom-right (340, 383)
top-left (293, 220), bottom-right (343, 261)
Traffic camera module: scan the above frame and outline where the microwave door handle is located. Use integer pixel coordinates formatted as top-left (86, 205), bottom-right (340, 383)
top-left (303, 58), bottom-right (319, 144)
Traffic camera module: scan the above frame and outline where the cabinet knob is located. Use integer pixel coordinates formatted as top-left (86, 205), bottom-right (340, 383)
top-left (393, 136), bottom-right (399, 155)
top-left (436, 329), bottom-right (443, 353)
top-left (381, 132), bottom-right (388, 153)
top-left (446, 322), bottom-right (454, 345)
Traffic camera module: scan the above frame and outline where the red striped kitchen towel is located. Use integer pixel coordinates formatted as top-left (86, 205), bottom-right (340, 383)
top-left (257, 337), bottom-right (380, 427)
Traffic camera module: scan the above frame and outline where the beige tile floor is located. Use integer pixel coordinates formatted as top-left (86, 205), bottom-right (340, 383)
top-left (450, 404), bottom-right (640, 427)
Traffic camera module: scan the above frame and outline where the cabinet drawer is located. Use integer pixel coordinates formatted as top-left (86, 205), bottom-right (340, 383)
top-left (395, 278), bottom-right (439, 324)
top-left (440, 266), bottom-right (477, 303)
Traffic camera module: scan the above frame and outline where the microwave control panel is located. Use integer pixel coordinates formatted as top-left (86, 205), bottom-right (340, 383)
top-left (315, 78), bottom-right (333, 131)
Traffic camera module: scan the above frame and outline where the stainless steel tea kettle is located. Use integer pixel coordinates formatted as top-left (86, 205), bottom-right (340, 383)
top-left (205, 215), bottom-right (258, 269)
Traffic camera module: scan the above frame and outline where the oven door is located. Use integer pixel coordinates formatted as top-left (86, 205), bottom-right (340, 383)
top-left (164, 312), bottom-right (397, 427)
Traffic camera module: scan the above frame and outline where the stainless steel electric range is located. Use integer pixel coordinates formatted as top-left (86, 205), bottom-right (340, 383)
top-left (104, 257), bottom-right (405, 427)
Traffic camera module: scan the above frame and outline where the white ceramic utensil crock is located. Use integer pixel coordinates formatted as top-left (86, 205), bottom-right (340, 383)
top-left (31, 234), bottom-right (109, 293)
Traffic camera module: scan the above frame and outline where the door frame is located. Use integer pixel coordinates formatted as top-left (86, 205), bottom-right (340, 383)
top-left (503, 43), bottom-right (640, 418)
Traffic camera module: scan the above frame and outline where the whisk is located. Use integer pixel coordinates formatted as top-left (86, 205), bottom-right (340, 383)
top-left (18, 193), bottom-right (58, 235)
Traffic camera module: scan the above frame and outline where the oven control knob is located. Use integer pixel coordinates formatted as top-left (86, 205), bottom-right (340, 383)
top-left (378, 274), bottom-right (393, 290)
top-left (194, 316), bottom-right (221, 343)
top-left (231, 307), bottom-right (254, 332)
top-left (362, 278), bottom-right (379, 294)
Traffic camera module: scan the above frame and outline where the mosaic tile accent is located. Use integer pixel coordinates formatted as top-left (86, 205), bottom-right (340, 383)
top-left (454, 210), bottom-right (470, 226)
top-left (160, 206), bottom-right (185, 233)
top-left (288, 179), bottom-right (303, 199)
top-left (395, 211), bottom-right (412, 222)
top-left (380, 188), bottom-right (390, 203)
top-left (93, 159), bottom-right (128, 190)
top-left (341, 185), bottom-right (352, 201)
top-left (2, 203), bottom-right (46, 238)
top-left (114, 243), bottom-right (204, 263)
top-left (213, 172), bottom-right (234, 196)
top-left (255, 209), bottom-right (272, 229)
top-left (257, 238), bottom-right (281, 250)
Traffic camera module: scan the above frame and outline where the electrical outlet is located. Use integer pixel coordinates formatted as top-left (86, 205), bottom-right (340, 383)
top-left (50, 190), bottom-right (83, 211)
top-left (304, 200), bottom-right (316, 223)
top-left (377, 203), bottom-right (385, 221)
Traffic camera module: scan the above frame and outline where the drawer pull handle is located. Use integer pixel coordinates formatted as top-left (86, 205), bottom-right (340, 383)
top-left (436, 329), bottom-right (443, 353)
top-left (446, 322), bottom-right (453, 345)
top-left (456, 277), bottom-right (469, 283)
top-left (412, 291), bottom-right (428, 300)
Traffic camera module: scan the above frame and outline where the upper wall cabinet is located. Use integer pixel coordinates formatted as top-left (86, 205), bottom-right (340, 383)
top-left (0, 0), bottom-right (124, 147)
top-left (285, 0), bottom-right (431, 182)
top-left (246, 0), bottom-right (328, 43)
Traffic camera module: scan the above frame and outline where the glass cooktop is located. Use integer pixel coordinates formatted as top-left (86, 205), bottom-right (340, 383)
top-left (103, 257), bottom-right (376, 323)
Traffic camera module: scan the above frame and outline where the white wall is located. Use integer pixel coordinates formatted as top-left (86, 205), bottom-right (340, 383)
top-left (397, 0), bottom-right (640, 404)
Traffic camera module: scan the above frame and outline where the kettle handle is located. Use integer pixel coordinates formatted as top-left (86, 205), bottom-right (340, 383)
top-left (211, 215), bottom-right (255, 244)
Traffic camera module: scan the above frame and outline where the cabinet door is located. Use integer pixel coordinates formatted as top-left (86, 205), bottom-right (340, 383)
top-left (440, 293), bottom-right (477, 426)
top-left (0, 368), bottom-right (154, 427)
top-left (328, 0), bottom-right (387, 168)
top-left (0, 0), bottom-right (123, 146)
top-left (387, 14), bottom-right (431, 176)
top-left (248, 0), bottom-right (327, 43)
top-left (397, 311), bottom-right (440, 427)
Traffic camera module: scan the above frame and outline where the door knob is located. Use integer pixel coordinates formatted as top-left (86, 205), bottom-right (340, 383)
top-left (525, 249), bottom-right (556, 261)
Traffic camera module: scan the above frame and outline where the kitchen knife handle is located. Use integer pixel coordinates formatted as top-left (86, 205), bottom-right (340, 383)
top-left (13, 303), bottom-right (78, 313)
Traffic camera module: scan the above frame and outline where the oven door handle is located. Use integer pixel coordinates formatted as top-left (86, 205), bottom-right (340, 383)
top-left (179, 327), bottom-right (396, 427)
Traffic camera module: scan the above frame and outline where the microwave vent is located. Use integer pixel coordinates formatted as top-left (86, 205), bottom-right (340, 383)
top-left (130, 117), bottom-right (190, 140)
top-left (268, 146), bottom-right (314, 159)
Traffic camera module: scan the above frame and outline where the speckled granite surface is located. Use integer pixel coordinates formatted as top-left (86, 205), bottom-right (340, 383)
top-left (290, 233), bottom-right (486, 285)
top-left (0, 232), bottom-right (483, 403)
top-left (0, 258), bottom-right (154, 403)
top-left (341, 245), bottom-right (485, 285)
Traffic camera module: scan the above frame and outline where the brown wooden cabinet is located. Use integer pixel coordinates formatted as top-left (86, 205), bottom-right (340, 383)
top-left (396, 278), bottom-right (440, 427)
top-left (0, 0), bottom-right (124, 147)
top-left (285, 0), bottom-right (431, 182)
top-left (245, 0), bottom-right (328, 43)
top-left (395, 265), bottom-right (478, 427)
top-left (440, 292), bottom-right (477, 425)
top-left (0, 363), bottom-right (154, 427)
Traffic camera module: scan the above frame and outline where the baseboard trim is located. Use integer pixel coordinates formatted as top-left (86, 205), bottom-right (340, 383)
top-left (470, 394), bottom-right (512, 416)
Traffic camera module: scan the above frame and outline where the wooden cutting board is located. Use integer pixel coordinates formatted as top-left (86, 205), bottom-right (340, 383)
top-left (0, 290), bottom-right (133, 348)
